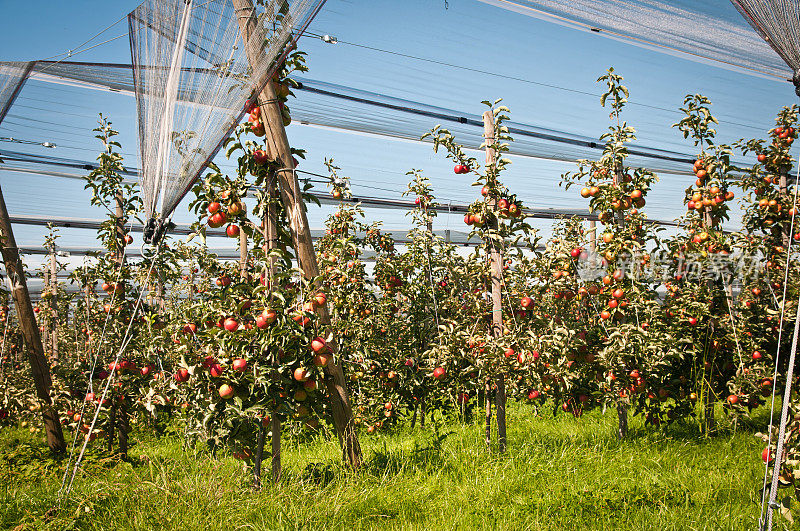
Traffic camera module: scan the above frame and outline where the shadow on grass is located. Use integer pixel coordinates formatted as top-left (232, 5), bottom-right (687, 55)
top-left (295, 427), bottom-right (455, 488)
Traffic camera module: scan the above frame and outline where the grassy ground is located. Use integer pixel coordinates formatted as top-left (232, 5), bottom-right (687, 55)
top-left (0, 403), bottom-right (784, 530)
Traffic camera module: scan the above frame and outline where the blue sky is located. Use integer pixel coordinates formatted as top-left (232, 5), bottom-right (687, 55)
top-left (1, 0), bottom-right (798, 289)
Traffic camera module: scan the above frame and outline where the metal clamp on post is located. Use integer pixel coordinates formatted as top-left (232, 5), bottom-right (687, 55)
top-left (143, 217), bottom-right (175, 245)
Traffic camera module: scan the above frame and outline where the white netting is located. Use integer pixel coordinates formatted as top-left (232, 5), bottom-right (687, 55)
top-left (731, 0), bottom-right (800, 79)
top-left (480, 0), bottom-right (793, 80)
top-left (0, 62), bottom-right (34, 125)
top-left (128, 0), bottom-right (324, 238)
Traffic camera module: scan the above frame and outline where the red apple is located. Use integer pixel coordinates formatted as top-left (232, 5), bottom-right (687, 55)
top-left (310, 337), bottom-right (328, 354)
top-left (232, 358), bottom-right (247, 372)
top-left (313, 353), bottom-right (331, 368)
top-left (219, 384), bottom-right (234, 399)
top-left (763, 447), bottom-right (773, 463)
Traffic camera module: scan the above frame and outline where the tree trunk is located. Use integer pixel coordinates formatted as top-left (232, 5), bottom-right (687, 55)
top-left (703, 386), bottom-right (716, 434)
top-left (616, 403), bottom-right (628, 440)
top-left (49, 249), bottom-right (58, 360)
top-left (780, 170), bottom-right (790, 247)
top-left (495, 374), bottom-right (507, 452)
top-left (108, 403), bottom-right (116, 452)
top-left (0, 184), bottom-right (65, 453)
top-left (612, 166), bottom-right (629, 438)
top-left (232, 0), bottom-right (360, 468)
top-left (271, 415), bottom-right (281, 483)
top-left (484, 110), bottom-right (507, 452)
top-left (253, 421), bottom-right (265, 489)
top-left (118, 399), bottom-right (129, 459)
top-left (484, 380), bottom-right (492, 449)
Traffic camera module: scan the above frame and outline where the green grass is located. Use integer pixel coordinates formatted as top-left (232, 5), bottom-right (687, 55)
top-left (0, 404), bottom-right (786, 530)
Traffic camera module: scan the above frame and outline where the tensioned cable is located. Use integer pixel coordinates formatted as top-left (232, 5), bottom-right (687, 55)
top-left (300, 29), bottom-right (767, 133)
top-left (761, 161), bottom-right (800, 527)
top-left (56, 228), bottom-right (131, 498)
top-left (59, 243), bottom-right (161, 501)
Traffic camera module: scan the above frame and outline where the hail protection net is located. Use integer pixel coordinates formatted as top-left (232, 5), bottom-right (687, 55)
top-left (730, 0), bottom-right (800, 75)
top-left (13, 61), bottom-right (705, 175)
top-left (128, 0), bottom-right (324, 233)
top-left (0, 62), bottom-right (34, 125)
top-left (479, 0), bottom-right (792, 80)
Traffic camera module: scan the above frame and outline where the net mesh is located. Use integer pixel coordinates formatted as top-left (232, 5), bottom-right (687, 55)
top-left (731, 0), bottom-right (800, 79)
top-left (128, 0), bottom-right (324, 227)
top-left (14, 61), bottom-right (705, 175)
top-left (0, 62), bottom-right (34, 125)
top-left (480, 0), bottom-right (793, 80)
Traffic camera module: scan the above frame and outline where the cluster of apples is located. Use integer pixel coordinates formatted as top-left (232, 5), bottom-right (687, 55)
top-left (686, 159), bottom-right (734, 213)
top-left (206, 192), bottom-right (244, 239)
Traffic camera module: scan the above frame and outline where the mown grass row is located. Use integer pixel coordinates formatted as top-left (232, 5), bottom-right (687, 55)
top-left (0, 403), bottom-right (779, 530)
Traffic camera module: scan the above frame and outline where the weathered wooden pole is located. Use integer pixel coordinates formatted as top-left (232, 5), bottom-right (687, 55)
top-left (483, 110), bottom-right (506, 452)
top-left (232, 0), bottom-right (361, 468)
top-left (0, 184), bottom-right (65, 453)
top-left (239, 225), bottom-right (248, 278)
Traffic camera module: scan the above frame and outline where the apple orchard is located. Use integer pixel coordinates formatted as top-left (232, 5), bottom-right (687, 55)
top-left (4, 57), bottom-right (800, 513)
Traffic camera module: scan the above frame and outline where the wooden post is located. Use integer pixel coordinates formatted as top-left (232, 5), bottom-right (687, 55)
top-left (156, 270), bottom-right (165, 313)
top-left (483, 110), bottom-right (507, 452)
top-left (0, 184), bottom-right (65, 453)
top-left (239, 222), bottom-right (248, 278)
top-left (231, 0), bottom-right (361, 468)
top-left (49, 248), bottom-right (58, 360)
top-left (189, 266), bottom-right (195, 301)
top-left (588, 220), bottom-right (597, 254)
